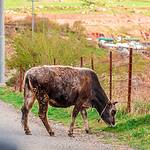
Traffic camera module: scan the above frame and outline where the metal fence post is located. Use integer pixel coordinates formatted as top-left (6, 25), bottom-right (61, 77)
top-left (109, 51), bottom-right (112, 101)
top-left (127, 48), bottom-right (133, 113)
top-left (0, 0), bottom-right (5, 85)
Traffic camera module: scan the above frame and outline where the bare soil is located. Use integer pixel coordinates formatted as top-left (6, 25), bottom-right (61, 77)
top-left (5, 13), bottom-right (150, 39)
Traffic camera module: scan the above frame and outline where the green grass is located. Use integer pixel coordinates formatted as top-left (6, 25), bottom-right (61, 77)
top-left (5, 0), bottom-right (150, 15)
top-left (5, 0), bottom-right (150, 9)
top-left (5, 0), bottom-right (82, 9)
top-left (103, 113), bottom-right (150, 150)
top-left (5, 0), bottom-right (30, 9)
top-left (103, 0), bottom-right (150, 8)
top-left (0, 87), bottom-right (149, 149)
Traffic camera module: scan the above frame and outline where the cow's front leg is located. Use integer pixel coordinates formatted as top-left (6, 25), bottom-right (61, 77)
top-left (68, 105), bottom-right (81, 137)
top-left (38, 97), bottom-right (54, 136)
top-left (80, 108), bottom-right (91, 134)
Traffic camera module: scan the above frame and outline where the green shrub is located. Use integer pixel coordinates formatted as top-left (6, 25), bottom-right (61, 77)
top-left (6, 75), bottom-right (17, 87)
top-left (7, 19), bottom-right (107, 71)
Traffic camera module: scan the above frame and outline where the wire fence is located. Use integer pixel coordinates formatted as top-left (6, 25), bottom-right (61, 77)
top-left (14, 48), bottom-right (150, 113)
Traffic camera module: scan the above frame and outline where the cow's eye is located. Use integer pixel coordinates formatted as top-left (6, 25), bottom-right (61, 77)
top-left (111, 110), bottom-right (116, 116)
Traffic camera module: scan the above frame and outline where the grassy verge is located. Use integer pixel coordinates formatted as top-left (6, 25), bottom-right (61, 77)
top-left (5, 0), bottom-right (150, 9)
top-left (0, 87), bottom-right (149, 149)
top-left (5, 0), bottom-right (150, 16)
top-left (5, 0), bottom-right (81, 9)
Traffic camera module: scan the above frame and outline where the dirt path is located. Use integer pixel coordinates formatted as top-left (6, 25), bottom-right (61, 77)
top-left (0, 100), bottom-right (133, 150)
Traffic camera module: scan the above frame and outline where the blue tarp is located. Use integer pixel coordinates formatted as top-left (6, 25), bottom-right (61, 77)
top-left (98, 37), bottom-right (114, 41)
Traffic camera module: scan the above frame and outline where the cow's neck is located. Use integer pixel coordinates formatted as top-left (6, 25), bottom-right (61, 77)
top-left (90, 71), bottom-right (109, 114)
top-left (92, 87), bottom-right (109, 115)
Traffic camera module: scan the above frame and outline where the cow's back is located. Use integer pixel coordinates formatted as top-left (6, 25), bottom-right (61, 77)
top-left (25, 65), bottom-right (95, 107)
top-left (26, 65), bottom-right (90, 86)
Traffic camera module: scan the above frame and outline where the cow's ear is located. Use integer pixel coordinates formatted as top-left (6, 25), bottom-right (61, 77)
top-left (113, 101), bottom-right (118, 105)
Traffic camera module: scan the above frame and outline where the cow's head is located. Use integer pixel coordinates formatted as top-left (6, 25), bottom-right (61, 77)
top-left (99, 101), bottom-right (118, 127)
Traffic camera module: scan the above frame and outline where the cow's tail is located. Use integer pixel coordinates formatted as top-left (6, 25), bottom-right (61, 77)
top-left (23, 72), bottom-right (33, 98)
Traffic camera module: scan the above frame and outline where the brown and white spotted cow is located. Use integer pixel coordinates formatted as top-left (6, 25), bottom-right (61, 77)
top-left (21, 65), bottom-right (117, 137)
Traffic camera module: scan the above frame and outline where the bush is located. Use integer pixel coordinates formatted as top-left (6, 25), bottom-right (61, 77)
top-left (6, 75), bottom-right (17, 87)
top-left (7, 19), bottom-right (107, 71)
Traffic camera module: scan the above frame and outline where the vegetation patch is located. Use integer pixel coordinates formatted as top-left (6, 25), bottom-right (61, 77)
top-left (6, 18), bottom-right (150, 103)
top-left (0, 87), bottom-right (149, 150)
top-left (7, 19), bottom-right (107, 71)
top-left (5, 0), bottom-right (150, 15)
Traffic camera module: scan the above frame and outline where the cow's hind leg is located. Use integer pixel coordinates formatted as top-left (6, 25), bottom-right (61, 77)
top-left (80, 108), bottom-right (91, 134)
top-left (38, 95), bottom-right (54, 136)
top-left (68, 103), bottom-right (83, 137)
top-left (21, 90), bottom-right (35, 135)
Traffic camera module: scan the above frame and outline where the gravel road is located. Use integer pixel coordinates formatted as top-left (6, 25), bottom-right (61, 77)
top-left (0, 101), bottom-right (131, 150)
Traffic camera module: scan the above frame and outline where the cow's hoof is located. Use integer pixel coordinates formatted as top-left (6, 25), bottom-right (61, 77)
top-left (85, 129), bottom-right (92, 134)
top-left (49, 131), bottom-right (54, 136)
top-left (25, 130), bottom-right (32, 135)
top-left (68, 132), bottom-right (74, 137)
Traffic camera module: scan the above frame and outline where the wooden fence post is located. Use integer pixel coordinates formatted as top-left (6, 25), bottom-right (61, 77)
top-left (109, 51), bottom-right (112, 101)
top-left (91, 57), bottom-right (94, 70)
top-left (19, 65), bottom-right (23, 92)
top-left (22, 68), bottom-right (25, 82)
top-left (53, 58), bottom-right (56, 65)
top-left (127, 48), bottom-right (133, 113)
top-left (80, 57), bottom-right (83, 67)
top-left (14, 81), bottom-right (17, 91)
